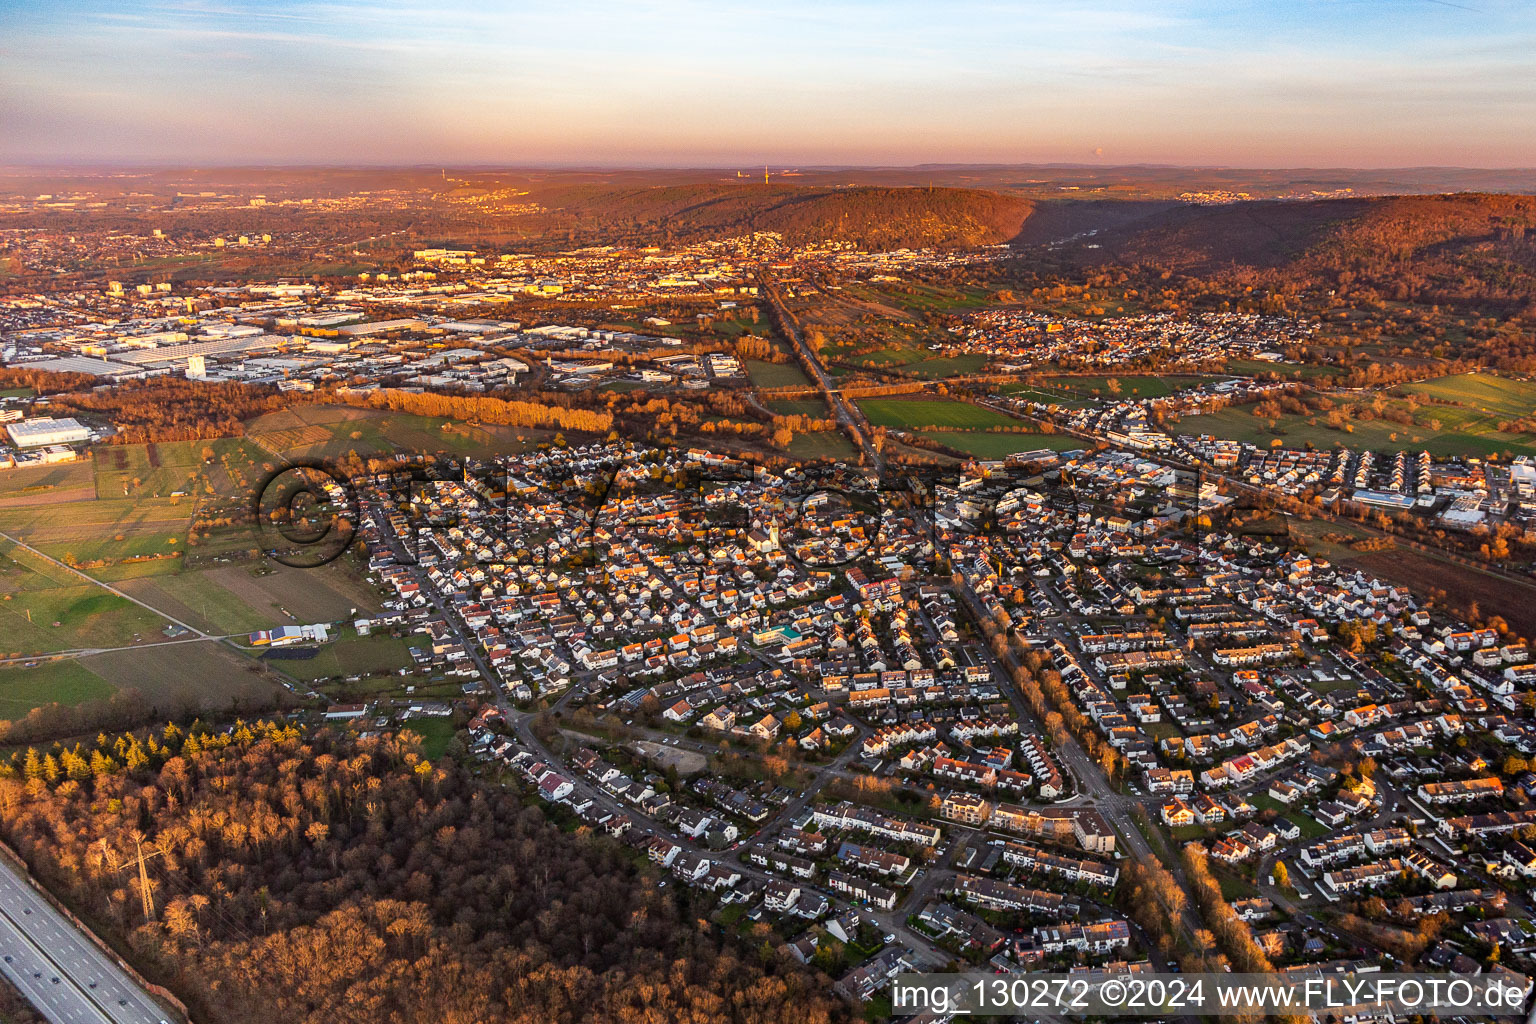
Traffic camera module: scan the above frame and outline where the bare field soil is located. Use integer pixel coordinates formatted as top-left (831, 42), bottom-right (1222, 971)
top-left (81, 640), bottom-right (288, 711)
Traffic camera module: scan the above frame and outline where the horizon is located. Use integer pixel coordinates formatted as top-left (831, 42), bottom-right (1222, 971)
top-left (4, 1), bottom-right (1535, 167)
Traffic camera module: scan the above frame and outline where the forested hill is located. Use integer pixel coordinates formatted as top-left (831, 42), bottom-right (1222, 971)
top-left (1075, 192), bottom-right (1536, 311)
top-left (0, 724), bottom-right (845, 1024)
top-left (526, 183), bottom-right (1036, 249)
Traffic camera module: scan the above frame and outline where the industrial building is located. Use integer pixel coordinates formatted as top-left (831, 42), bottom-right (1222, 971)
top-left (6, 417), bottom-right (91, 448)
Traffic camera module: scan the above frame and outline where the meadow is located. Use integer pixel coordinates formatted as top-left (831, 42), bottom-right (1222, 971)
top-left (857, 397), bottom-right (1018, 430)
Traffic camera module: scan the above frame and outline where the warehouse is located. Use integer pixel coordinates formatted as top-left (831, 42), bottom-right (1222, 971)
top-left (6, 416), bottom-right (91, 448)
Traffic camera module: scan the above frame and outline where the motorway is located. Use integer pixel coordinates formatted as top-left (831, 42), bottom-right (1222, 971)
top-left (0, 856), bottom-right (170, 1024)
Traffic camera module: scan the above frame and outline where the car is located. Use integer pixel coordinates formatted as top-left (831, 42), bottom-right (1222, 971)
top-left (2, 955), bottom-right (9, 963)
top-left (883, 933), bottom-right (895, 944)
top-left (51, 977), bottom-right (59, 984)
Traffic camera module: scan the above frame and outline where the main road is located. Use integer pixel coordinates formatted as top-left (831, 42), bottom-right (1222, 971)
top-left (0, 855), bottom-right (172, 1024)
top-left (759, 275), bottom-right (883, 476)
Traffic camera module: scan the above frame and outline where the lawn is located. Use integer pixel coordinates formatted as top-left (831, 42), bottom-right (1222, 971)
top-left (1250, 793), bottom-right (1330, 838)
top-left (858, 398), bottom-right (1017, 430)
top-left (403, 716), bottom-right (458, 760)
top-left (0, 660), bottom-right (113, 717)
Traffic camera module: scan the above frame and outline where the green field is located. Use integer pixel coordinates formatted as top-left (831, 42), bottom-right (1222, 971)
top-left (81, 640), bottom-right (289, 710)
top-left (403, 716), bottom-right (458, 760)
top-left (844, 348), bottom-right (988, 378)
top-left (0, 660), bottom-right (113, 715)
top-left (265, 632), bottom-right (417, 682)
top-left (858, 398), bottom-right (1017, 430)
top-left (1391, 372), bottom-right (1536, 424)
top-left (744, 359), bottom-right (812, 389)
top-left (918, 431), bottom-right (1084, 458)
top-left (1176, 403), bottom-right (1536, 457)
top-left (1044, 375), bottom-right (1217, 400)
top-left (767, 399), bottom-right (830, 417)
top-left (1225, 358), bottom-right (1339, 380)
top-left (786, 431), bottom-right (858, 460)
top-left (0, 539), bottom-right (172, 656)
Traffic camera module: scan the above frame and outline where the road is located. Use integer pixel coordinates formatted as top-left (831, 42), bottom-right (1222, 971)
top-left (0, 856), bottom-right (170, 1024)
top-left (759, 275), bottom-right (883, 476)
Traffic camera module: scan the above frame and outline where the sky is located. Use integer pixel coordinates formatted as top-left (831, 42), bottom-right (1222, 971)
top-left (1, 0), bottom-right (1534, 168)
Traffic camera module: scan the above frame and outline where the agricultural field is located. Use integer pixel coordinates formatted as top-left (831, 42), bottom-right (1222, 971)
top-left (245, 405), bottom-right (545, 462)
top-left (0, 537), bottom-right (172, 656)
top-left (117, 560), bottom-right (381, 636)
top-left (786, 431), bottom-right (858, 460)
top-left (857, 397), bottom-right (1017, 430)
top-left (1224, 358), bottom-right (1339, 380)
top-left (1389, 372), bottom-right (1536, 428)
top-left (839, 280), bottom-right (992, 315)
top-left (1042, 374), bottom-right (1218, 400)
top-left (766, 399), bottom-right (829, 417)
top-left (897, 354), bottom-right (989, 378)
top-left (261, 630), bottom-right (417, 682)
top-left (80, 640), bottom-right (290, 711)
top-left (0, 660), bottom-right (113, 716)
top-left (744, 359), bottom-right (812, 389)
top-left (918, 430), bottom-right (1085, 459)
top-left (1172, 405), bottom-right (1536, 458)
top-left (0, 460), bottom-right (97, 509)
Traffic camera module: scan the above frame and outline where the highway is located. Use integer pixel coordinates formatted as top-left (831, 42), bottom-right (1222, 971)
top-left (0, 857), bottom-right (170, 1024)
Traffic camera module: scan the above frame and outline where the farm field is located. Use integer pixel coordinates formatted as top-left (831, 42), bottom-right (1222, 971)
top-left (1225, 358), bottom-right (1338, 380)
top-left (0, 537), bottom-right (172, 656)
top-left (0, 660), bottom-right (113, 717)
top-left (1389, 372), bottom-right (1536, 425)
top-left (899, 354), bottom-right (989, 377)
top-left (246, 405), bottom-right (545, 462)
top-left (919, 430), bottom-right (1085, 458)
top-left (0, 460), bottom-right (97, 508)
top-left (80, 640), bottom-right (288, 711)
top-left (786, 431), bottom-right (858, 460)
top-left (0, 495), bottom-right (197, 576)
top-left (1173, 406), bottom-right (1536, 458)
top-left (857, 397), bottom-right (1017, 430)
top-left (118, 560), bottom-right (380, 635)
top-left (744, 359), bottom-right (812, 389)
top-left (264, 631), bottom-right (417, 682)
top-left (1043, 374), bottom-right (1218, 400)
top-left (767, 399), bottom-right (829, 417)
